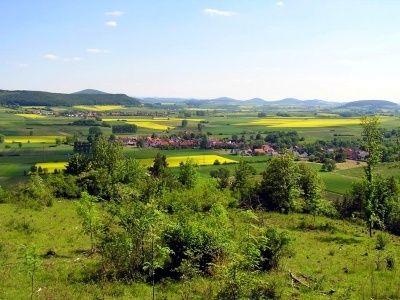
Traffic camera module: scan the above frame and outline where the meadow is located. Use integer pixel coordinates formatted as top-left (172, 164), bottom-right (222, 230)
top-left (1, 201), bottom-right (399, 299)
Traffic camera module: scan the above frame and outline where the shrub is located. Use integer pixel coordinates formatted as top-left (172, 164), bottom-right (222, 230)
top-left (375, 233), bottom-right (388, 250)
top-left (245, 229), bottom-right (290, 271)
top-left (163, 205), bottom-right (229, 278)
top-left (249, 282), bottom-right (281, 300)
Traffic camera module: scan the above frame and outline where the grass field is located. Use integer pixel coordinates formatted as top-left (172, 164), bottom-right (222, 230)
top-left (73, 105), bottom-right (126, 111)
top-left (4, 136), bottom-right (66, 144)
top-left (237, 117), bottom-right (362, 128)
top-left (15, 114), bottom-right (47, 119)
top-left (1, 201), bottom-right (399, 299)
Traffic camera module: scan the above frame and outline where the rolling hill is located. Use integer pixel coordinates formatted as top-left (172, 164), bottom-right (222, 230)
top-left (340, 100), bottom-right (399, 109)
top-left (0, 89), bottom-right (141, 106)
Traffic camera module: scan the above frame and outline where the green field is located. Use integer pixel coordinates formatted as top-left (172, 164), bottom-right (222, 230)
top-left (1, 201), bottom-right (400, 299)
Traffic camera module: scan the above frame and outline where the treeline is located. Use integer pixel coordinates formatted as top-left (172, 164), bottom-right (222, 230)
top-left (0, 89), bottom-right (140, 106)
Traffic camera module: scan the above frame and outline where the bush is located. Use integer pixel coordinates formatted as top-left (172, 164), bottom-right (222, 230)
top-left (46, 174), bottom-right (81, 199)
top-left (245, 229), bottom-right (290, 271)
top-left (164, 205), bottom-right (229, 279)
top-left (375, 232), bottom-right (388, 250)
top-left (249, 282), bottom-right (281, 300)
top-left (15, 175), bottom-right (53, 208)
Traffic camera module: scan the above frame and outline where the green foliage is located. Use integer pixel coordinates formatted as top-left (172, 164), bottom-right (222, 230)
top-left (181, 119), bottom-right (188, 128)
top-left (210, 167), bottom-right (231, 190)
top-left (0, 89), bottom-right (140, 106)
top-left (16, 175), bottom-right (53, 208)
top-left (76, 192), bottom-right (100, 252)
top-left (245, 229), bottom-right (290, 272)
top-left (375, 232), bottom-right (388, 250)
top-left (97, 199), bottom-right (166, 281)
top-left (112, 124), bottom-right (138, 134)
top-left (90, 136), bottom-right (123, 173)
top-left (178, 160), bottom-right (198, 189)
top-left (232, 160), bottom-right (257, 207)
top-left (298, 163), bottom-right (324, 217)
top-left (258, 153), bottom-right (299, 213)
top-left (361, 116), bottom-right (383, 236)
top-left (163, 205), bottom-right (230, 279)
top-left (0, 134), bottom-right (4, 144)
top-left (149, 153), bottom-right (168, 177)
top-left (65, 153), bottom-right (91, 175)
top-left (22, 245), bottom-right (41, 300)
top-left (0, 185), bottom-right (10, 203)
top-left (321, 159), bottom-right (336, 172)
top-left (45, 174), bottom-right (81, 199)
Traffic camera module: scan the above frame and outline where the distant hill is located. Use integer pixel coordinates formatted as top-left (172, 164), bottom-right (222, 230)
top-left (72, 89), bottom-right (109, 95)
top-left (0, 89), bottom-right (141, 106)
top-left (341, 100), bottom-right (399, 109)
top-left (141, 97), bottom-right (338, 107)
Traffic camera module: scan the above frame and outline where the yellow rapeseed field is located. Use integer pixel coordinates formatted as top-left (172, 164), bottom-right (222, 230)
top-left (73, 105), bottom-right (126, 111)
top-left (140, 155), bottom-right (238, 167)
top-left (237, 118), bottom-right (361, 128)
top-left (4, 136), bottom-right (65, 144)
top-left (33, 155), bottom-right (237, 172)
top-left (35, 162), bottom-right (68, 173)
top-left (102, 117), bottom-right (204, 123)
top-left (15, 114), bottom-right (46, 119)
top-left (126, 121), bottom-right (174, 130)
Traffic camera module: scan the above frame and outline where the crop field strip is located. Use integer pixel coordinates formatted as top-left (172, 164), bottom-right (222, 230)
top-left (73, 105), bottom-right (126, 111)
top-left (3, 136), bottom-right (66, 144)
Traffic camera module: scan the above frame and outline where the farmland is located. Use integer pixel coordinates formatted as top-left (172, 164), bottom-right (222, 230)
top-left (73, 105), bottom-right (126, 111)
top-left (15, 113), bottom-right (47, 119)
top-left (3, 135), bottom-right (66, 144)
top-left (239, 117), bottom-right (362, 128)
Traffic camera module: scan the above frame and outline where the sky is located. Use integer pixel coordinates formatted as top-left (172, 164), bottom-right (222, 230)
top-left (1, 0), bottom-right (400, 101)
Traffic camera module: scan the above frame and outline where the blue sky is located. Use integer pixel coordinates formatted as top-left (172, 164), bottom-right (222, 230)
top-left (1, 1), bottom-right (400, 101)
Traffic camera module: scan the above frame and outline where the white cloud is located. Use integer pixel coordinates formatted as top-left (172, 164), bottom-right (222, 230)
top-left (105, 11), bottom-right (124, 17)
top-left (204, 8), bottom-right (238, 17)
top-left (43, 54), bottom-right (59, 60)
top-left (105, 21), bottom-right (118, 27)
top-left (276, 1), bottom-right (284, 6)
top-left (63, 57), bottom-right (82, 62)
top-left (86, 48), bottom-right (109, 54)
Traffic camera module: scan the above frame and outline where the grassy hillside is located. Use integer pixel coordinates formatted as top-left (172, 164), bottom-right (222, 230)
top-left (1, 201), bottom-right (399, 299)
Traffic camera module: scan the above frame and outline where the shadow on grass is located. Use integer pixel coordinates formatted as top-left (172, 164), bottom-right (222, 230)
top-left (317, 235), bottom-right (361, 245)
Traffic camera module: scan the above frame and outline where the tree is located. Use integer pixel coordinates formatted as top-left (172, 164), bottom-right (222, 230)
top-left (181, 119), bottom-right (188, 128)
top-left (0, 134), bottom-right (4, 143)
top-left (210, 167), bottom-right (231, 190)
top-left (321, 159), bottom-right (336, 172)
top-left (178, 160), bottom-right (198, 189)
top-left (65, 153), bottom-right (91, 175)
top-left (258, 153), bottom-right (299, 213)
top-left (76, 192), bottom-right (100, 253)
top-left (149, 153), bottom-right (168, 177)
top-left (361, 116), bottom-right (383, 237)
top-left (200, 135), bottom-right (209, 149)
top-left (91, 136), bottom-right (123, 175)
top-left (232, 160), bottom-right (256, 207)
top-left (23, 245), bottom-right (41, 300)
top-left (87, 126), bottom-right (102, 143)
top-left (298, 163), bottom-right (324, 219)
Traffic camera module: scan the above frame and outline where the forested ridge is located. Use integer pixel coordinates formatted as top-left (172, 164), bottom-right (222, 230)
top-left (0, 89), bottom-right (141, 106)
